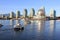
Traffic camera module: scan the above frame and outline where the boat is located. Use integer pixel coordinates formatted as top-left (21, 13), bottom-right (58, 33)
top-left (14, 24), bottom-right (24, 31)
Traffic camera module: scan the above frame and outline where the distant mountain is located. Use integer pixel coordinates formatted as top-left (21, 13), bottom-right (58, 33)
top-left (0, 13), bottom-right (16, 16)
top-left (4, 14), bottom-right (10, 16)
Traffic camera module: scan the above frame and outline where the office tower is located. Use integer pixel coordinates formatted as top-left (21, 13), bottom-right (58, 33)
top-left (37, 6), bottom-right (45, 19)
top-left (10, 12), bottom-right (14, 18)
top-left (16, 10), bottom-right (20, 19)
top-left (50, 9), bottom-right (56, 19)
top-left (29, 8), bottom-right (35, 17)
top-left (23, 9), bottom-right (27, 18)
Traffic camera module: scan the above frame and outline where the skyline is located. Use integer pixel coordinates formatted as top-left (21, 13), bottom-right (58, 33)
top-left (0, 0), bottom-right (60, 16)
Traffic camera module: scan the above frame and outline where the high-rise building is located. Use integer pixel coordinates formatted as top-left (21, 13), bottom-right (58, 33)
top-left (37, 6), bottom-right (45, 19)
top-left (23, 9), bottom-right (27, 18)
top-left (29, 8), bottom-right (35, 17)
top-left (50, 9), bottom-right (56, 19)
top-left (16, 10), bottom-right (20, 19)
top-left (10, 12), bottom-right (14, 18)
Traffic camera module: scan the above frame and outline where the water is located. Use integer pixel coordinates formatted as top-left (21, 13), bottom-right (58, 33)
top-left (0, 19), bottom-right (60, 40)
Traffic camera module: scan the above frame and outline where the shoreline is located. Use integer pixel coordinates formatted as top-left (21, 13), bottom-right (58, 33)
top-left (0, 18), bottom-right (60, 20)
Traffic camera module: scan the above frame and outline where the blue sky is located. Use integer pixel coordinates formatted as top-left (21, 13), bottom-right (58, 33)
top-left (0, 0), bottom-right (60, 16)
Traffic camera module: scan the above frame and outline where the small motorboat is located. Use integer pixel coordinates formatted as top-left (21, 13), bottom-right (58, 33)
top-left (14, 24), bottom-right (24, 31)
top-left (0, 24), bottom-right (3, 27)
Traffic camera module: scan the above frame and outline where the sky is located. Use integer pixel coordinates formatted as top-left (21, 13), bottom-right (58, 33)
top-left (0, 0), bottom-right (60, 16)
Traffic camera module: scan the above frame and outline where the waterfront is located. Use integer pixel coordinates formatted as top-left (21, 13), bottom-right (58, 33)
top-left (0, 20), bottom-right (60, 40)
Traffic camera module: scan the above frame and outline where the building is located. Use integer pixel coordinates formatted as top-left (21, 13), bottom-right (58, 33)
top-left (9, 11), bottom-right (14, 18)
top-left (36, 6), bottom-right (46, 20)
top-left (16, 10), bottom-right (20, 19)
top-left (1, 14), bottom-right (4, 18)
top-left (29, 8), bottom-right (35, 17)
top-left (50, 9), bottom-right (56, 19)
top-left (23, 9), bottom-right (27, 18)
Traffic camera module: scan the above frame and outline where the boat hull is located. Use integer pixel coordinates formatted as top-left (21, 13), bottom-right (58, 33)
top-left (14, 27), bottom-right (24, 31)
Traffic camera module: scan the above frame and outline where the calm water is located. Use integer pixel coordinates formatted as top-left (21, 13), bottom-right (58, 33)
top-left (0, 19), bottom-right (60, 40)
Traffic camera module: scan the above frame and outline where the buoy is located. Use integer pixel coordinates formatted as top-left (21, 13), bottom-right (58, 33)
top-left (14, 24), bottom-right (24, 31)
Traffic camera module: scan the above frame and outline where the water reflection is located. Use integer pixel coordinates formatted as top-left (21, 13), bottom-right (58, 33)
top-left (23, 19), bottom-right (31, 26)
top-left (24, 19), bottom-right (28, 26)
top-left (0, 20), bottom-right (4, 25)
top-left (49, 20), bottom-right (56, 39)
top-left (50, 20), bottom-right (56, 32)
top-left (0, 20), bottom-right (2, 24)
top-left (36, 20), bottom-right (45, 32)
top-left (35, 20), bottom-right (45, 39)
top-left (10, 19), bottom-right (14, 25)
top-left (16, 20), bottom-right (20, 25)
top-left (1, 20), bottom-right (60, 40)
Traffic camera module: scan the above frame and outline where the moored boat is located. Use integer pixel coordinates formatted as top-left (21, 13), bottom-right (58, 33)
top-left (14, 24), bottom-right (24, 31)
